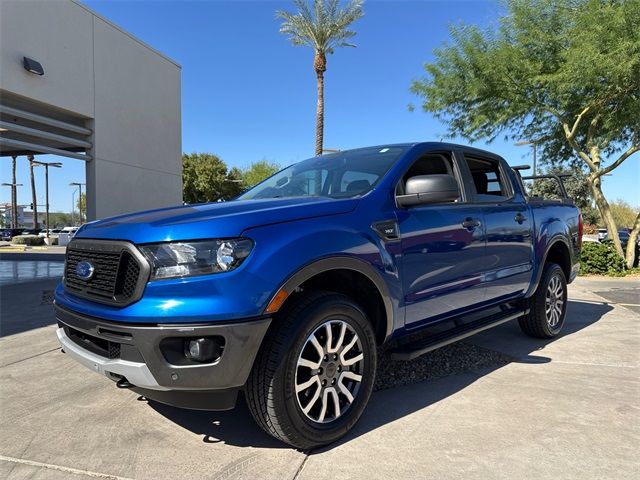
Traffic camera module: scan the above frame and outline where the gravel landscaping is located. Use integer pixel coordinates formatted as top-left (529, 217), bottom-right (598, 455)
top-left (375, 342), bottom-right (512, 391)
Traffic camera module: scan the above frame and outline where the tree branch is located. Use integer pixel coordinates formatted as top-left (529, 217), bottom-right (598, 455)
top-left (595, 144), bottom-right (640, 178)
top-left (565, 106), bottom-right (591, 140)
top-left (586, 113), bottom-right (601, 149)
top-left (562, 126), bottom-right (598, 171)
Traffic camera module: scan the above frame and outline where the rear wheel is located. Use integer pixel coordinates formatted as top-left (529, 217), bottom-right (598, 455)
top-left (518, 262), bottom-right (567, 339)
top-left (245, 291), bottom-right (377, 449)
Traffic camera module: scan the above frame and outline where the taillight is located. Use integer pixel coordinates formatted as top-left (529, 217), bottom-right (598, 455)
top-left (578, 212), bottom-right (583, 249)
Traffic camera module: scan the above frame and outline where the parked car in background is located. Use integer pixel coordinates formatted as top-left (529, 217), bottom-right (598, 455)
top-left (582, 236), bottom-right (600, 244)
top-left (61, 226), bottom-right (79, 237)
top-left (1, 228), bottom-right (25, 240)
top-left (602, 230), bottom-right (640, 262)
top-left (39, 229), bottom-right (62, 237)
top-left (21, 228), bottom-right (42, 236)
top-left (597, 228), bottom-right (608, 241)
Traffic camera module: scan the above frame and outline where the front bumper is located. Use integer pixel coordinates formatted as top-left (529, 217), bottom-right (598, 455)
top-left (55, 304), bottom-right (271, 409)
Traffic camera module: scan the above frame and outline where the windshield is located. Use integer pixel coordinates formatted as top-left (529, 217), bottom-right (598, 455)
top-left (237, 146), bottom-right (407, 200)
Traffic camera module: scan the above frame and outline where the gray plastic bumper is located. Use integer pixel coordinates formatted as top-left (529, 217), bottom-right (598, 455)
top-left (55, 304), bottom-right (271, 391)
top-left (57, 327), bottom-right (168, 390)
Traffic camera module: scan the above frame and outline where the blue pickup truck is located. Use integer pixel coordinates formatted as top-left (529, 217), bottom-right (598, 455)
top-left (54, 142), bottom-right (581, 448)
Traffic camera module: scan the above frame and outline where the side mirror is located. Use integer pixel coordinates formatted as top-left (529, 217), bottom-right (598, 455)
top-left (396, 174), bottom-right (459, 208)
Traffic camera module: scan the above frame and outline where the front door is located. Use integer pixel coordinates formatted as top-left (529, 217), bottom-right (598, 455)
top-left (397, 151), bottom-right (487, 326)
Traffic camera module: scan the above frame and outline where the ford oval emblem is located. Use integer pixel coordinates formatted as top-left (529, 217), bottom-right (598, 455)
top-left (75, 260), bottom-right (95, 281)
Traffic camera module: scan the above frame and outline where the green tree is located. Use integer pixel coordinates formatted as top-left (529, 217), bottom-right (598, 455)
top-left (609, 199), bottom-right (638, 229)
top-left (48, 212), bottom-right (73, 228)
top-left (242, 160), bottom-right (280, 188)
top-left (76, 193), bottom-right (86, 224)
top-left (182, 153), bottom-right (244, 204)
top-left (277, 0), bottom-right (364, 156)
top-left (411, 0), bottom-right (640, 267)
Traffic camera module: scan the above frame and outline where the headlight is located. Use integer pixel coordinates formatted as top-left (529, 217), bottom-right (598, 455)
top-left (140, 238), bottom-right (253, 280)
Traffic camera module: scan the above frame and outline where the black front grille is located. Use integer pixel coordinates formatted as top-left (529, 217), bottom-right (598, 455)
top-left (117, 252), bottom-right (141, 299)
top-left (66, 325), bottom-right (120, 359)
top-left (64, 241), bottom-right (147, 305)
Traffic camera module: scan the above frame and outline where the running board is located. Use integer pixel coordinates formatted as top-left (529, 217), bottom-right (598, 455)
top-left (388, 308), bottom-right (528, 361)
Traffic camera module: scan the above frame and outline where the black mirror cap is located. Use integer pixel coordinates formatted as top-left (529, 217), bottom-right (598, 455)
top-left (397, 174), bottom-right (459, 208)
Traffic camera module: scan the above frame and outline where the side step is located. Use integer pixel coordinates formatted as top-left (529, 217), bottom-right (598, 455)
top-left (388, 308), bottom-right (528, 361)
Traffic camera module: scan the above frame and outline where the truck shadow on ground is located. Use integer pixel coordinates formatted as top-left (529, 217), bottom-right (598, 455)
top-left (144, 299), bottom-right (612, 450)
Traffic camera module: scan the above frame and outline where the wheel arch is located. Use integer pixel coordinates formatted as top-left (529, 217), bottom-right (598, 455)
top-left (525, 236), bottom-right (572, 298)
top-left (264, 257), bottom-right (394, 345)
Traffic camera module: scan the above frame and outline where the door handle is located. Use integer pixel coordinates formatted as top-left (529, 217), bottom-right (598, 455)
top-left (462, 218), bottom-right (481, 230)
top-left (515, 213), bottom-right (527, 224)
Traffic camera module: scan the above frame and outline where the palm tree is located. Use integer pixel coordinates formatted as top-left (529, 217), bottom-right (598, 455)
top-left (11, 155), bottom-right (18, 228)
top-left (277, 0), bottom-right (364, 157)
top-left (27, 154), bottom-right (38, 229)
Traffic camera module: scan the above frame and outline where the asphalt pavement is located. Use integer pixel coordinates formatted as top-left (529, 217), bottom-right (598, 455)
top-left (0, 262), bottom-right (638, 480)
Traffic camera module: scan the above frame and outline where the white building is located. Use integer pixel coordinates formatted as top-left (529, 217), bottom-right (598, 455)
top-left (0, 0), bottom-right (182, 220)
top-left (0, 203), bottom-right (47, 229)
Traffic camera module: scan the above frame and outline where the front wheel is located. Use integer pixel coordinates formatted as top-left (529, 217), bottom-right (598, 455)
top-left (245, 291), bottom-right (377, 449)
top-left (518, 262), bottom-right (568, 339)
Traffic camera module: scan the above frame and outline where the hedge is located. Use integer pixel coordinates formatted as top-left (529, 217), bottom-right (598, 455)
top-left (11, 235), bottom-right (45, 246)
top-left (580, 241), bottom-right (626, 276)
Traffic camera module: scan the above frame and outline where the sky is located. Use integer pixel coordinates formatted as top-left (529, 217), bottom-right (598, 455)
top-left (1, 0), bottom-right (638, 214)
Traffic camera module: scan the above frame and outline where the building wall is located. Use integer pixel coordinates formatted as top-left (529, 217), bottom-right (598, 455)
top-left (0, 0), bottom-right (95, 118)
top-left (0, 0), bottom-right (182, 221)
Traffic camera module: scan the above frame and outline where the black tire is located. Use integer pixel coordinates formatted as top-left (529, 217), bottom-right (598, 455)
top-left (518, 262), bottom-right (568, 339)
top-left (245, 291), bottom-right (377, 449)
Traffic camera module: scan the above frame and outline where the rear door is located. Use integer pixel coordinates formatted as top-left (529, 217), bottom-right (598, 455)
top-left (459, 153), bottom-right (534, 301)
top-left (396, 150), bottom-right (487, 326)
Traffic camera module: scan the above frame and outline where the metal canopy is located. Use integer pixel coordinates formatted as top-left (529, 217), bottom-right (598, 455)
top-left (0, 98), bottom-right (92, 161)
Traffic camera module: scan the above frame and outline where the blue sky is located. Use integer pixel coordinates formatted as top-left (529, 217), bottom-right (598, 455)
top-left (2, 0), bottom-right (638, 213)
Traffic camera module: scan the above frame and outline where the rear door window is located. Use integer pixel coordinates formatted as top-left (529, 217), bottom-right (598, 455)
top-left (464, 156), bottom-right (512, 202)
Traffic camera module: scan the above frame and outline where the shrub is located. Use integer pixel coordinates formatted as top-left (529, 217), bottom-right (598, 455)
top-left (11, 235), bottom-right (45, 246)
top-left (580, 241), bottom-right (626, 276)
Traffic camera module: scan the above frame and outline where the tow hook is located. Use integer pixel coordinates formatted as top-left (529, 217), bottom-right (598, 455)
top-left (116, 377), bottom-right (134, 389)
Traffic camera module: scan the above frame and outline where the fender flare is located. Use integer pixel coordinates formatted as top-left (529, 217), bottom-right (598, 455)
top-left (264, 256), bottom-right (395, 342)
top-left (525, 236), bottom-right (572, 298)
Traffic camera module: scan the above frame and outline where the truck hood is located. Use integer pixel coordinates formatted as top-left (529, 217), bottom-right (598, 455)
top-left (75, 197), bottom-right (358, 244)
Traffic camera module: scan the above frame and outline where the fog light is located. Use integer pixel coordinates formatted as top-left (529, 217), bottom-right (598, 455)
top-left (184, 338), bottom-right (221, 363)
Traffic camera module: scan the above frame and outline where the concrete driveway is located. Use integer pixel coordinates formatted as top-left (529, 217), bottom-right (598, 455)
top-left (0, 264), bottom-right (638, 480)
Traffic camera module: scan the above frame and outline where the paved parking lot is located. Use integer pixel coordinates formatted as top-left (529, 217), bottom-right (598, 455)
top-left (0, 261), bottom-right (638, 479)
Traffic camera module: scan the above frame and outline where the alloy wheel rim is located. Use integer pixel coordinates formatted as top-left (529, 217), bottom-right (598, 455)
top-left (545, 274), bottom-right (564, 328)
top-left (294, 319), bottom-right (364, 424)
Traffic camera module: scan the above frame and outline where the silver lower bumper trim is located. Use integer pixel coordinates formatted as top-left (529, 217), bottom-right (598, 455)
top-left (56, 327), bottom-right (168, 391)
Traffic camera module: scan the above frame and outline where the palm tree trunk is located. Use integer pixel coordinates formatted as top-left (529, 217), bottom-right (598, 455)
top-left (314, 51), bottom-right (327, 195)
top-left (27, 155), bottom-right (38, 229)
top-left (11, 155), bottom-right (18, 228)
top-left (315, 68), bottom-right (325, 157)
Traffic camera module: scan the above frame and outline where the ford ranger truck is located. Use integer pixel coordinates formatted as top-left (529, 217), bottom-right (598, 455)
top-left (54, 143), bottom-right (581, 449)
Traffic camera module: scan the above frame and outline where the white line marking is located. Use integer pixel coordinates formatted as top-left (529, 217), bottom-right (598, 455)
top-left (0, 455), bottom-right (134, 480)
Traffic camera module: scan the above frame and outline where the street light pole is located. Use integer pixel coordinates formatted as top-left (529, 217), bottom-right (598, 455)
top-left (32, 160), bottom-right (63, 240)
top-left (69, 182), bottom-right (86, 224)
top-left (71, 188), bottom-right (77, 226)
top-left (1, 182), bottom-right (23, 228)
